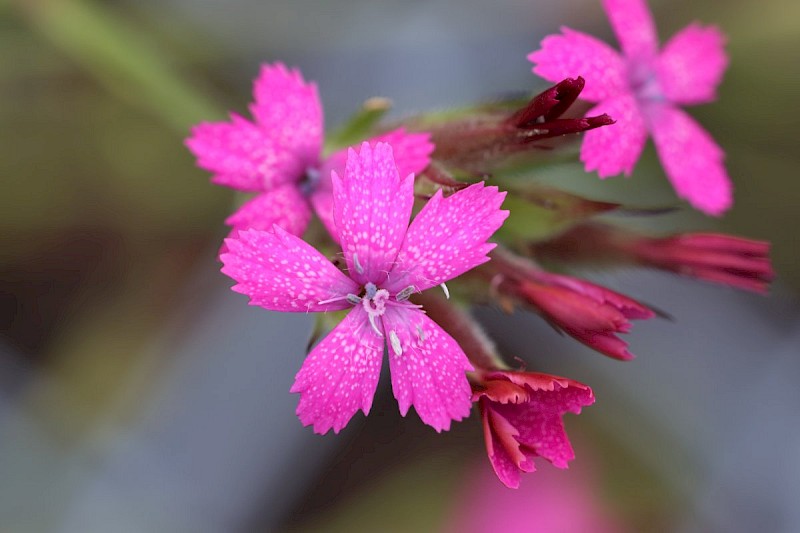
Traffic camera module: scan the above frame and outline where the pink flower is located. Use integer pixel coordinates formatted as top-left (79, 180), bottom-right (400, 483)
top-left (528, 0), bottom-right (732, 215)
top-left (473, 371), bottom-right (595, 488)
top-left (220, 142), bottom-right (508, 434)
top-left (186, 63), bottom-right (433, 240)
top-left (514, 272), bottom-right (654, 360)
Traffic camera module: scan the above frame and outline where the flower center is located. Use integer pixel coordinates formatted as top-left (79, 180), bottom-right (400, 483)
top-left (627, 61), bottom-right (664, 103)
top-left (298, 166), bottom-right (320, 196)
top-left (361, 282), bottom-right (390, 318)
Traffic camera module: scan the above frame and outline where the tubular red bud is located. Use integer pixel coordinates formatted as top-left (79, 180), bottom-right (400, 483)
top-left (633, 233), bottom-right (774, 293)
top-left (515, 273), bottom-right (654, 360)
top-left (534, 224), bottom-right (775, 294)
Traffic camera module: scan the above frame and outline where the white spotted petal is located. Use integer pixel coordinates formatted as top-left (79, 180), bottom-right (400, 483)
top-left (291, 306), bottom-right (384, 434)
top-left (386, 182), bottom-right (508, 293)
top-left (220, 227), bottom-right (358, 312)
top-left (332, 142), bottom-right (415, 286)
top-left (382, 307), bottom-right (473, 432)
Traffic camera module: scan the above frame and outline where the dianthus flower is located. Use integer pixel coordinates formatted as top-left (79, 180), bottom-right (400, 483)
top-left (529, 0), bottom-right (731, 215)
top-left (220, 142), bottom-right (508, 433)
top-left (473, 371), bottom-right (595, 488)
top-left (186, 63), bottom-right (433, 239)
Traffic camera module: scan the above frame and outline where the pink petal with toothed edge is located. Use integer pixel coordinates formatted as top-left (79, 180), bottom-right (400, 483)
top-left (483, 406), bottom-right (532, 489)
top-left (220, 227), bottom-right (358, 313)
top-left (382, 308), bottom-right (473, 432)
top-left (309, 186), bottom-right (338, 242)
top-left (250, 63), bottom-right (323, 170)
top-left (601, 0), bottom-right (659, 60)
top-left (494, 384), bottom-right (593, 469)
top-left (528, 27), bottom-right (627, 102)
top-left (311, 129), bottom-right (433, 244)
top-left (225, 184), bottom-right (312, 237)
top-left (369, 128), bottom-right (434, 178)
top-left (332, 142), bottom-right (414, 286)
top-left (657, 23), bottom-right (728, 105)
top-left (186, 114), bottom-right (305, 192)
top-left (581, 93), bottom-right (648, 177)
top-left (649, 105), bottom-right (732, 215)
top-left (291, 306), bottom-right (384, 434)
top-left (385, 182), bottom-right (508, 294)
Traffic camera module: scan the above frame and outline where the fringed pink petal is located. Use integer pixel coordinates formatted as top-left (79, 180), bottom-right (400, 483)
top-left (332, 142), bottom-right (414, 286)
top-left (495, 380), bottom-right (594, 469)
top-left (250, 63), bottom-right (323, 171)
top-left (528, 27), bottom-right (627, 102)
top-left (385, 182), bottom-right (508, 294)
top-left (186, 114), bottom-right (301, 192)
top-left (290, 306), bottom-right (384, 434)
top-left (224, 185), bottom-right (312, 237)
top-left (649, 105), bottom-right (732, 215)
top-left (657, 23), bottom-right (728, 105)
top-left (309, 186), bottom-right (338, 243)
top-left (580, 94), bottom-right (648, 178)
top-left (311, 130), bottom-right (431, 245)
top-left (482, 406), bottom-right (530, 489)
top-left (601, 0), bottom-right (659, 60)
top-left (368, 128), bottom-right (434, 178)
top-left (383, 308), bottom-right (473, 432)
top-left (220, 227), bottom-right (358, 313)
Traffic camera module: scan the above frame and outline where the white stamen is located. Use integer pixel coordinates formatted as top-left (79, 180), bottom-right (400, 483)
top-left (389, 330), bottom-right (402, 356)
top-left (416, 325), bottom-right (425, 342)
top-left (440, 282), bottom-right (450, 299)
top-left (317, 295), bottom-right (348, 306)
top-left (396, 285), bottom-right (416, 302)
top-left (353, 253), bottom-right (365, 275)
top-left (368, 312), bottom-right (383, 337)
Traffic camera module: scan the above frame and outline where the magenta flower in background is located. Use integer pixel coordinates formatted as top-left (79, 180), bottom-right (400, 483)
top-left (528, 0), bottom-right (732, 215)
top-left (186, 63), bottom-right (433, 239)
top-left (220, 142), bottom-right (508, 434)
top-left (447, 452), bottom-right (625, 533)
top-left (473, 371), bottom-right (595, 488)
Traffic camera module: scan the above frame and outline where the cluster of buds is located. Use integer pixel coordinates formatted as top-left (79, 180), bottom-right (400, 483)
top-left (186, 0), bottom-right (773, 488)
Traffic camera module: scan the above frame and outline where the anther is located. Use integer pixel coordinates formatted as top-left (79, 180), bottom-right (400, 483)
top-left (389, 330), bottom-right (402, 356)
top-left (346, 294), bottom-right (362, 305)
top-left (396, 285), bottom-right (416, 302)
top-left (365, 282), bottom-right (378, 299)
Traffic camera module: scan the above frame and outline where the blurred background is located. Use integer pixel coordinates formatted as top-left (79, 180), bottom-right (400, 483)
top-left (1, 0), bottom-right (799, 531)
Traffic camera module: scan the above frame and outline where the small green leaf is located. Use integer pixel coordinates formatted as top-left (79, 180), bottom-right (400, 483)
top-left (496, 186), bottom-right (619, 243)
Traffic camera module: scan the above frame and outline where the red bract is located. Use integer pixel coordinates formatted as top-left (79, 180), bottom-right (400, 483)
top-left (508, 77), bottom-right (615, 143)
top-left (474, 371), bottom-right (594, 488)
top-left (428, 77), bottom-right (614, 173)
